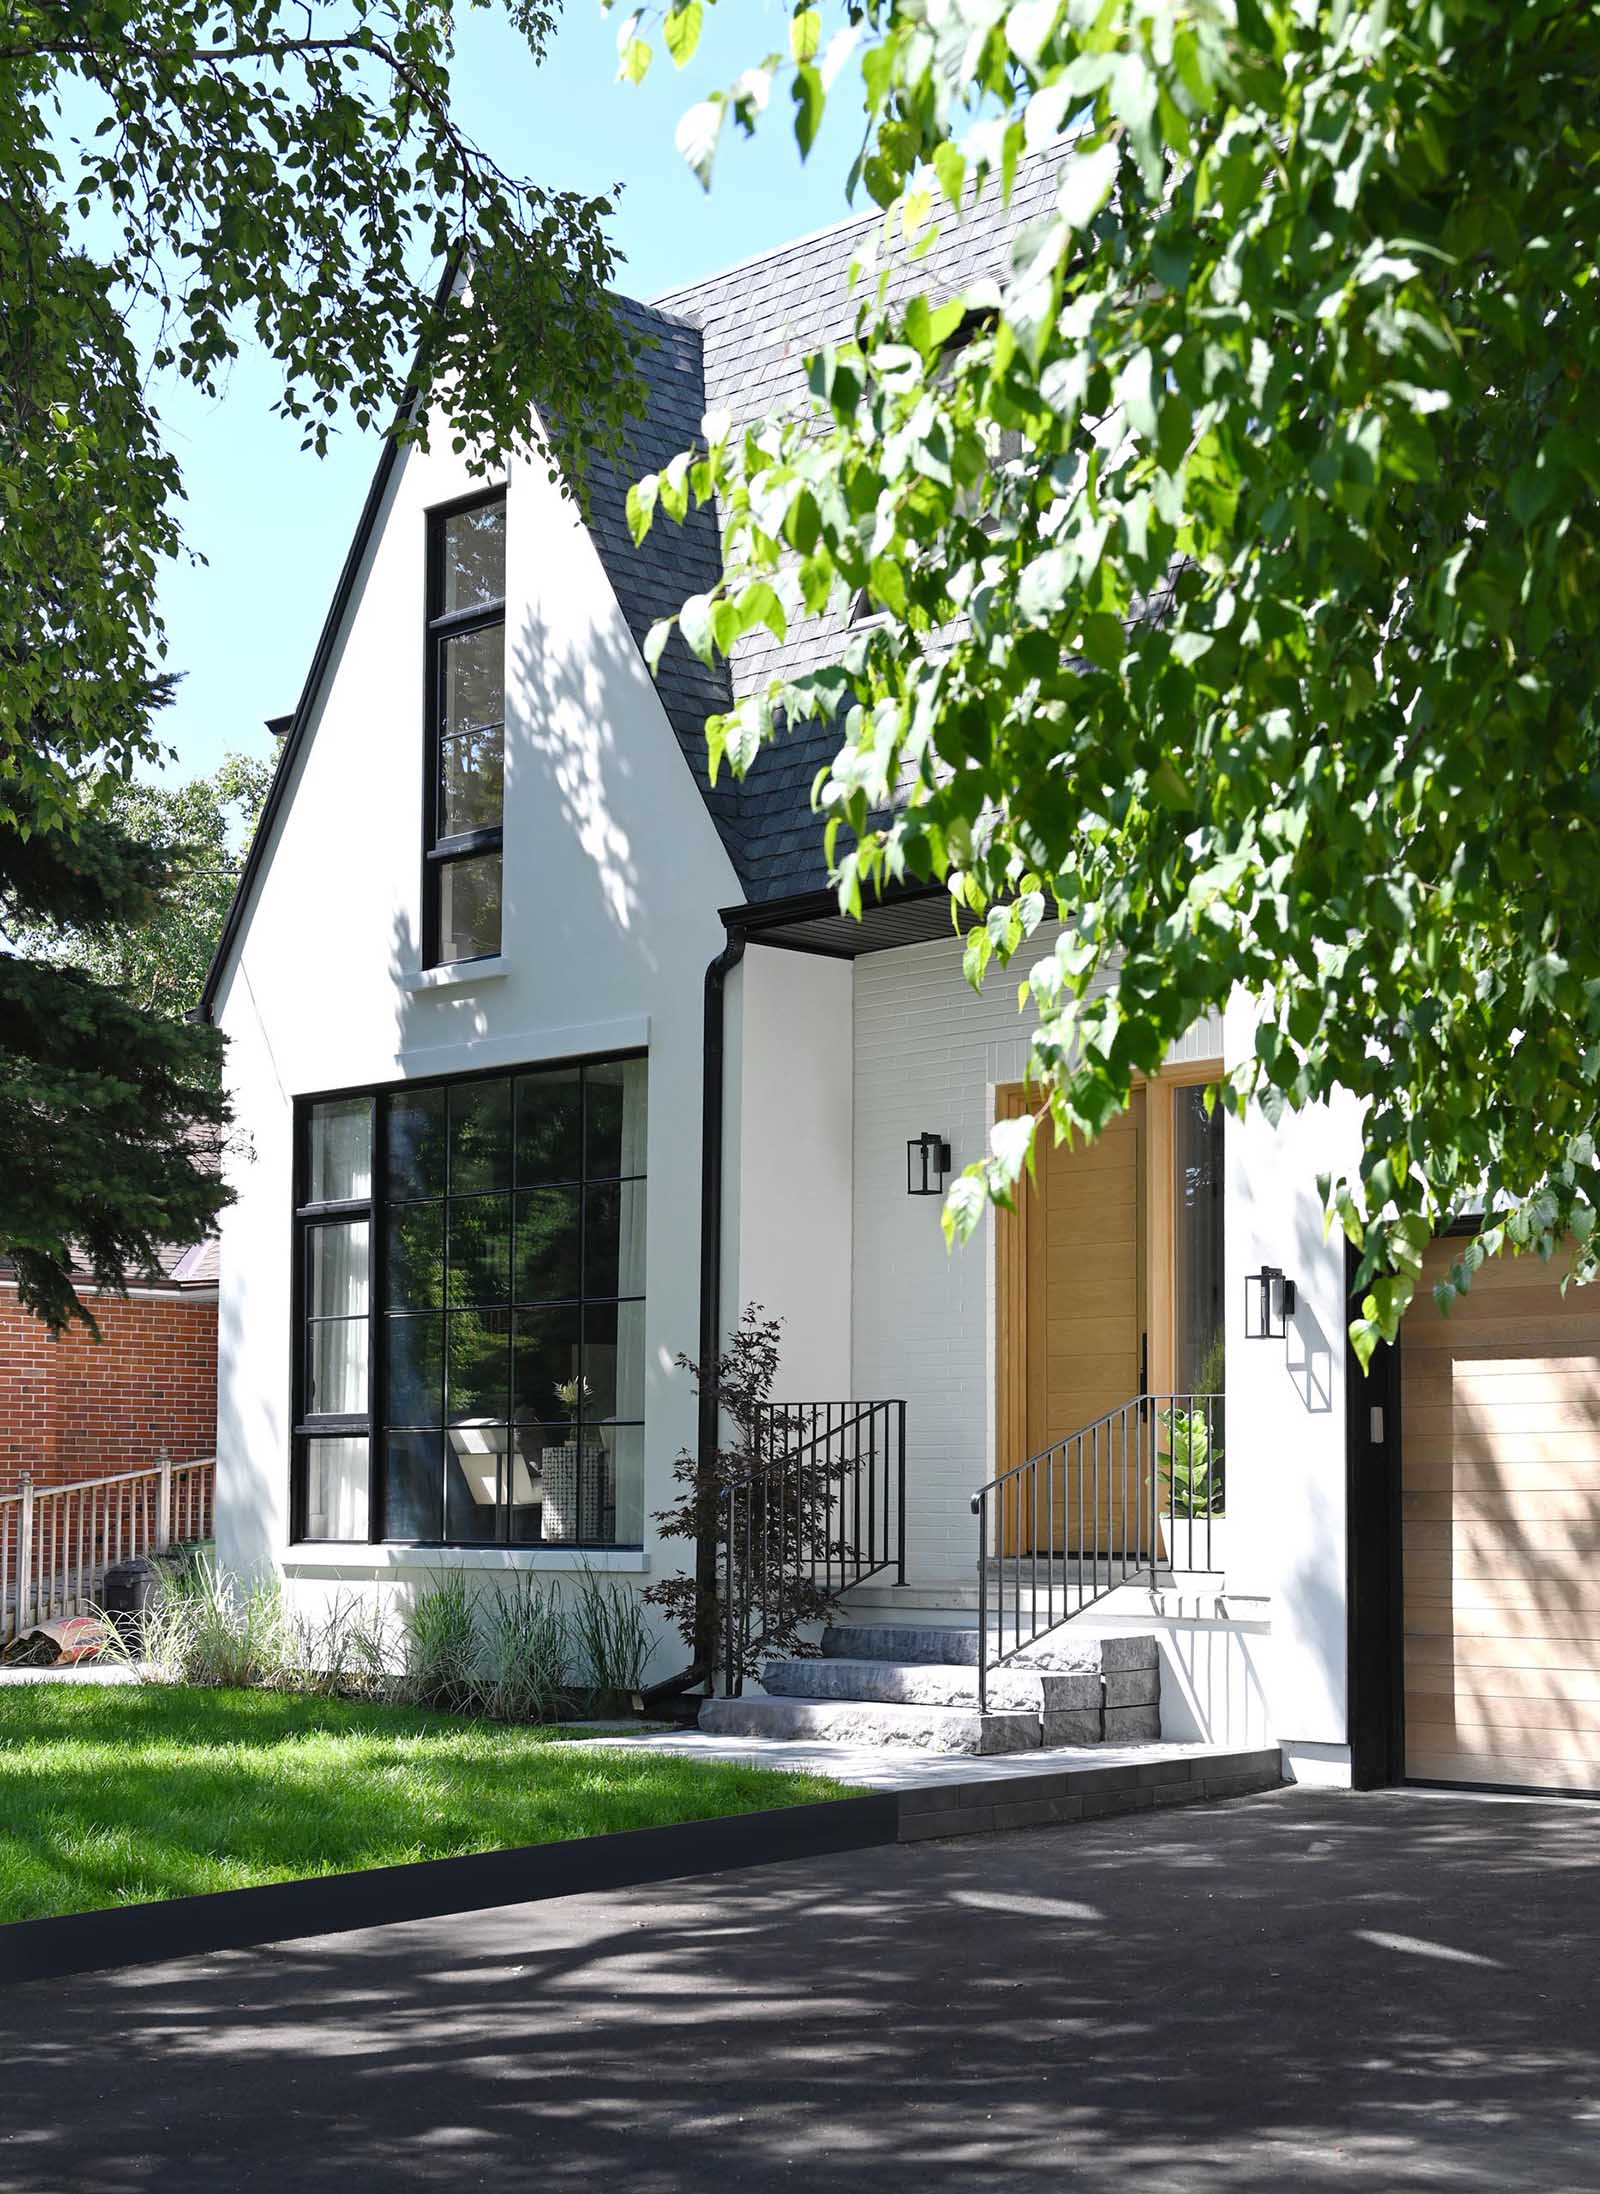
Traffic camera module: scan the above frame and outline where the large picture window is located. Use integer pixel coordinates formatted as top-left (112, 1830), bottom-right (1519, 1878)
top-left (292, 1056), bottom-right (647, 1547)
top-left (424, 492), bottom-right (505, 966)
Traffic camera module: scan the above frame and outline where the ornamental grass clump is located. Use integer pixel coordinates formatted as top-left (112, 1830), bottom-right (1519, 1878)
top-left (568, 1563), bottom-right (656, 1711)
top-left (402, 1570), bottom-right (483, 1714)
top-left (481, 1574), bottom-right (570, 1724)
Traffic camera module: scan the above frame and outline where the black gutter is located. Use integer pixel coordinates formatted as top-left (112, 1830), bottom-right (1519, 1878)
top-left (686, 922), bottom-right (747, 1686)
top-left (683, 876), bottom-right (948, 1691)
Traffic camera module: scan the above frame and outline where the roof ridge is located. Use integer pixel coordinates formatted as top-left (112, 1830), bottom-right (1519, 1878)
top-left (649, 197), bottom-right (886, 310)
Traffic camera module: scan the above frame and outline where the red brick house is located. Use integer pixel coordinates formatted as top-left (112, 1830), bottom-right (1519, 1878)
top-left (0, 1242), bottom-right (218, 1500)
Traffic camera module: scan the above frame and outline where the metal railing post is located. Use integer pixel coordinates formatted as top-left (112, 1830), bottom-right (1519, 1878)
top-left (895, 1401), bottom-right (907, 1586)
top-left (156, 1446), bottom-right (172, 1555)
top-left (976, 1486), bottom-right (989, 1713)
top-left (1147, 1397), bottom-right (1160, 1589)
top-left (16, 1469), bottom-right (34, 1636)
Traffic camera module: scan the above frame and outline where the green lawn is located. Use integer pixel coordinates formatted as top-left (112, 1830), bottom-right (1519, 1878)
top-left (0, 1684), bottom-right (845, 1925)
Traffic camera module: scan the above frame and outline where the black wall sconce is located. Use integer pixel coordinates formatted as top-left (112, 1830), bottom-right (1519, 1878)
top-left (1245, 1264), bottom-right (1297, 1339)
top-left (907, 1132), bottom-right (952, 1197)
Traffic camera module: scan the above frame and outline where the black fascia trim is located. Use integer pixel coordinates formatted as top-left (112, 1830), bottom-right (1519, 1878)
top-left (718, 877), bottom-right (948, 942)
top-left (197, 256), bottom-right (476, 1025)
top-left (197, 417), bottom-right (411, 1023)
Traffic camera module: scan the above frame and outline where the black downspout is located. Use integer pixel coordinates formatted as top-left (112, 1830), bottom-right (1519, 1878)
top-left (694, 924), bottom-right (746, 1687)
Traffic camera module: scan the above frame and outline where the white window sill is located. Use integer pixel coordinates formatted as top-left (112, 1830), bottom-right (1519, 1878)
top-left (280, 1545), bottom-right (649, 1575)
top-left (400, 957), bottom-right (510, 994)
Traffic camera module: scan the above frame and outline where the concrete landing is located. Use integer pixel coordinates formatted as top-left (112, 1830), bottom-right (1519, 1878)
top-left (570, 1726), bottom-right (1276, 1802)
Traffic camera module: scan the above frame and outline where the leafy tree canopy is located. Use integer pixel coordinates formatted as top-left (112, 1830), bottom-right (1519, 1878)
top-left (616, 0), bottom-right (1600, 1360)
top-left (0, 694), bottom-right (233, 1332)
top-left (5, 751), bottom-right (271, 1021)
top-left (3, 0), bottom-right (637, 1328)
top-left (3, 0), bottom-right (637, 832)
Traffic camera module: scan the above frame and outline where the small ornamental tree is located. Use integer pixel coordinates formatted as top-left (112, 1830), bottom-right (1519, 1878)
top-left (647, 1306), bottom-right (852, 1687)
top-left (608, 0), bottom-right (1600, 1362)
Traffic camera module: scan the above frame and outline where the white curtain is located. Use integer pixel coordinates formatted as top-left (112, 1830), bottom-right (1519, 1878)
top-left (307, 1437), bottom-right (369, 1539)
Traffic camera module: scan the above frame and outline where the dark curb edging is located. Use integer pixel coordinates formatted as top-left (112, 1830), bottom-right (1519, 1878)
top-left (0, 1746), bottom-right (1284, 1988)
top-left (0, 1796), bottom-right (899, 1989)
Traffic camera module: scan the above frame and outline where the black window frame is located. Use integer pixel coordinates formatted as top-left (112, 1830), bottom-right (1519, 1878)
top-left (423, 486), bottom-right (507, 970)
top-left (290, 1050), bottom-right (647, 1550)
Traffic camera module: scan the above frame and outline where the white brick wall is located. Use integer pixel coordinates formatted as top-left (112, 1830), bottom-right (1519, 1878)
top-left (851, 926), bottom-right (1222, 1582)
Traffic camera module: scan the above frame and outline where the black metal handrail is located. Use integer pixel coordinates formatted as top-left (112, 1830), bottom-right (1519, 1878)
top-left (720, 1398), bottom-right (907, 1696)
top-left (970, 1391), bottom-right (1223, 1711)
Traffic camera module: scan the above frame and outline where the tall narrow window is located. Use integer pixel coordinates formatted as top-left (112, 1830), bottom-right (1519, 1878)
top-left (294, 1096), bottom-right (375, 1541)
top-left (425, 493), bottom-right (506, 965)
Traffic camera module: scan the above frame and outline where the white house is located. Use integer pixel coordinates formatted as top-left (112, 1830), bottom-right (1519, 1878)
top-left (200, 170), bottom-right (1600, 1801)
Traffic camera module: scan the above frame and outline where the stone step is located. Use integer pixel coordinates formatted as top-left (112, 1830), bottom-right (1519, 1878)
top-left (820, 1623), bottom-right (1160, 1676)
top-left (698, 1695), bottom-right (1042, 1755)
top-left (763, 1655), bottom-right (1102, 1717)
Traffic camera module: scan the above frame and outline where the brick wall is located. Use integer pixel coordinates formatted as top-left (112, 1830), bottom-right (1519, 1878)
top-left (0, 1284), bottom-right (217, 1498)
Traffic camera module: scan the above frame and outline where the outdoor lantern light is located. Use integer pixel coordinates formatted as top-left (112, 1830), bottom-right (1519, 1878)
top-left (1245, 1264), bottom-right (1297, 1339)
top-left (907, 1132), bottom-right (952, 1197)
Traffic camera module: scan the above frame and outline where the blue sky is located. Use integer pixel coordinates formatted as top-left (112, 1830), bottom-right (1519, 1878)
top-left (147, 1), bottom-right (861, 783)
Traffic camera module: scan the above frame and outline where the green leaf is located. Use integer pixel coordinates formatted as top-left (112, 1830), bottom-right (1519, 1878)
top-left (1056, 136), bottom-right (1119, 232)
top-left (790, 7), bottom-right (821, 63)
top-left (792, 65), bottom-right (825, 157)
top-left (625, 475), bottom-right (658, 546)
top-left (679, 592), bottom-right (716, 664)
top-left (663, 0), bottom-right (702, 67)
top-left (933, 141), bottom-right (966, 209)
top-left (643, 618), bottom-right (674, 673)
top-left (1018, 548), bottom-right (1069, 621)
top-left (676, 96), bottom-right (726, 188)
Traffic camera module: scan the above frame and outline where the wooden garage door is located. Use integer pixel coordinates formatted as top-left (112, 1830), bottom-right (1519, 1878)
top-left (1403, 1239), bottom-right (1600, 1792)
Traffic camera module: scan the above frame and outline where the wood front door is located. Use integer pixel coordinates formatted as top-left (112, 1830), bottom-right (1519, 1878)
top-left (994, 1066), bottom-right (1226, 1558)
top-left (996, 1087), bottom-right (1146, 1555)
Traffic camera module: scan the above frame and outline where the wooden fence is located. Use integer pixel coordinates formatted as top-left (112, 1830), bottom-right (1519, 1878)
top-left (0, 1455), bottom-right (215, 1647)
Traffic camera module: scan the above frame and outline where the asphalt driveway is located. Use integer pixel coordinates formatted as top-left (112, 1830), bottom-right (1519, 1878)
top-left (1, 1787), bottom-right (1595, 2193)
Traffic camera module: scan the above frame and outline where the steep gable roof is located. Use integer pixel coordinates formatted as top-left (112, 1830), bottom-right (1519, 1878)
top-left (585, 156), bottom-right (1063, 902)
top-left (200, 164), bottom-right (1059, 1016)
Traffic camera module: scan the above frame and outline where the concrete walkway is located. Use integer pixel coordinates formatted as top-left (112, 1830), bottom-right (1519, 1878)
top-left (569, 1726), bottom-right (1243, 1789)
top-left (3, 1786), bottom-right (1597, 2192)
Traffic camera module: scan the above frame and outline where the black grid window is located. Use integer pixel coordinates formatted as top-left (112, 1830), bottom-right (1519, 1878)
top-left (292, 1056), bottom-right (647, 1548)
top-left (424, 491), bottom-right (506, 967)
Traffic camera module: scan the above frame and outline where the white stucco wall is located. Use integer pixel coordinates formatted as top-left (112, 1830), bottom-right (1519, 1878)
top-left (850, 924), bottom-right (1227, 1584)
top-left (1223, 990), bottom-right (1362, 1779)
top-left (723, 944), bottom-right (853, 1399)
top-left (212, 425), bottom-right (742, 1645)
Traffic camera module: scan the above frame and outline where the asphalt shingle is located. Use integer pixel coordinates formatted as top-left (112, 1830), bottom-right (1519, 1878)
top-left (581, 156), bottom-right (1065, 904)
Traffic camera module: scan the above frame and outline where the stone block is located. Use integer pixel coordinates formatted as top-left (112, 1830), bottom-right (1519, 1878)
top-left (1041, 1708), bottom-right (1104, 1747)
top-left (1103, 1668), bottom-right (1160, 1709)
top-left (1102, 1704), bottom-right (1161, 1742)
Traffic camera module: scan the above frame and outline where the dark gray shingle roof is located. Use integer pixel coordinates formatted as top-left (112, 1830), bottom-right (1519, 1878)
top-left (583, 156), bottom-right (1064, 903)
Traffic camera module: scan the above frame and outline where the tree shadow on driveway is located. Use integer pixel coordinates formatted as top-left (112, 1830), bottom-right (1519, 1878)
top-left (1, 1787), bottom-right (1596, 2194)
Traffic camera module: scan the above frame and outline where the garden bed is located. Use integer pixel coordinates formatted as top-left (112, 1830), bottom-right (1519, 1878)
top-left (0, 1684), bottom-right (846, 1926)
